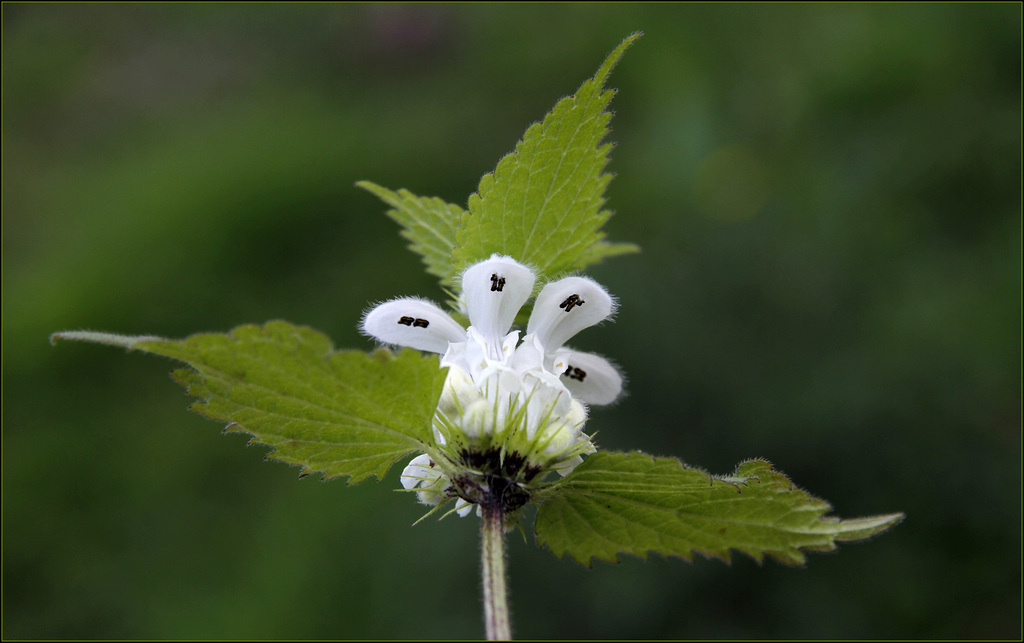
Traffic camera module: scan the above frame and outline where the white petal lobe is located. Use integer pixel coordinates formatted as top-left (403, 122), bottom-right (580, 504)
top-left (400, 453), bottom-right (436, 490)
top-left (552, 348), bottom-right (623, 405)
top-left (527, 276), bottom-right (615, 352)
top-left (462, 255), bottom-right (536, 344)
top-left (362, 298), bottom-right (466, 354)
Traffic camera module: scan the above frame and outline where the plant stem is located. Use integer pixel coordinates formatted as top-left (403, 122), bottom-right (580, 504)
top-left (481, 497), bottom-right (511, 640)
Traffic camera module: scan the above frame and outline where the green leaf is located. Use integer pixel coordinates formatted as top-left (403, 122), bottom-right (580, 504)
top-left (578, 239), bottom-right (642, 267)
top-left (535, 451), bottom-right (904, 567)
top-left (52, 322), bottom-right (447, 483)
top-left (451, 32), bottom-right (642, 279)
top-left (356, 181), bottom-right (465, 287)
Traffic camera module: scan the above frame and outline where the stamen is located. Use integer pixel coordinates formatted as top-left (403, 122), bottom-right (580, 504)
top-left (397, 316), bottom-right (430, 328)
top-left (490, 274), bottom-right (506, 292)
top-left (562, 365), bottom-right (587, 382)
top-left (559, 294), bottom-right (585, 312)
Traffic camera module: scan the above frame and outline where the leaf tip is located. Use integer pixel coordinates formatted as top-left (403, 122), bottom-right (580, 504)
top-left (354, 179), bottom-right (379, 194)
top-left (49, 330), bottom-right (166, 349)
top-left (593, 32), bottom-right (643, 87)
top-left (834, 511), bottom-right (907, 543)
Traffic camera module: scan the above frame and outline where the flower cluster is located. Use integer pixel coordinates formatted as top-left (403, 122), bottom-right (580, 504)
top-left (362, 255), bottom-right (622, 517)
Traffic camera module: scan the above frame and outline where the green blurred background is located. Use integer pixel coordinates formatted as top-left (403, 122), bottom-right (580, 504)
top-left (4, 3), bottom-right (1020, 639)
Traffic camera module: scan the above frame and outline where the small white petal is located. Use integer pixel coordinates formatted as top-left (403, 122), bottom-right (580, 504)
top-left (362, 298), bottom-right (466, 354)
top-left (440, 340), bottom-right (470, 376)
top-left (436, 365), bottom-right (480, 417)
top-left (462, 255), bottom-right (536, 349)
top-left (522, 379), bottom-right (575, 439)
top-left (552, 348), bottom-right (623, 405)
top-left (400, 453), bottom-right (439, 490)
top-left (455, 498), bottom-right (475, 517)
top-left (510, 332), bottom-right (545, 373)
top-left (553, 455), bottom-right (584, 477)
top-left (461, 399), bottom-right (492, 439)
top-left (461, 327), bottom-right (518, 376)
top-left (498, 330), bottom-right (521, 361)
top-left (539, 418), bottom-right (577, 455)
top-left (527, 276), bottom-right (615, 352)
top-left (401, 454), bottom-right (449, 506)
top-left (567, 398), bottom-right (589, 427)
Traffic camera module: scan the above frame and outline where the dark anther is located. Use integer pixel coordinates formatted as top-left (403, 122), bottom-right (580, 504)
top-left (490, 274), bottom-right (506, 292)
top-left (563, 365), bottom-right (587, 382)
top-left (412, 318), bottom-right (430, 328)
top-left (559, 294), bottom-right (585, 312)
top-left (398, 316), bottom-right (415, 326)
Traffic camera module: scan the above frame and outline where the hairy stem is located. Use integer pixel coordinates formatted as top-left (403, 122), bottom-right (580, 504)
top-left (481, 497), bottom-right (511, 640)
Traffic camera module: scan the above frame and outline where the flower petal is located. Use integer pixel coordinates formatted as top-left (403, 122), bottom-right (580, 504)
top-left (400, 453), bottom-right (437, 490)
top-left (455, 498), bottom-right (476, 517)
top-left (436, 365), bottom-right (480, 417)
top-left (461, 255), bottom-right (536, 347)
top-left (552, 455), bottom-right (584, 477)
top-left (400, 453), bottom-right (447, 506)
top-left (527, 276), bottom-right (615, 352)
top-left (551, 348), bottom-right (624, 405)
top-left (362, 297), bottom-right (466, 354)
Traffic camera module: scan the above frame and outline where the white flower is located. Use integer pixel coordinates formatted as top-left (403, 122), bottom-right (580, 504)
top-left (400, 453), bottom-right (445, 504)
top-left (514, 275), bottom-right (624, 406)
top-left (363, 254), bottom-right (622, 404)
top-left (362, 254), bottom-right (623, 516)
